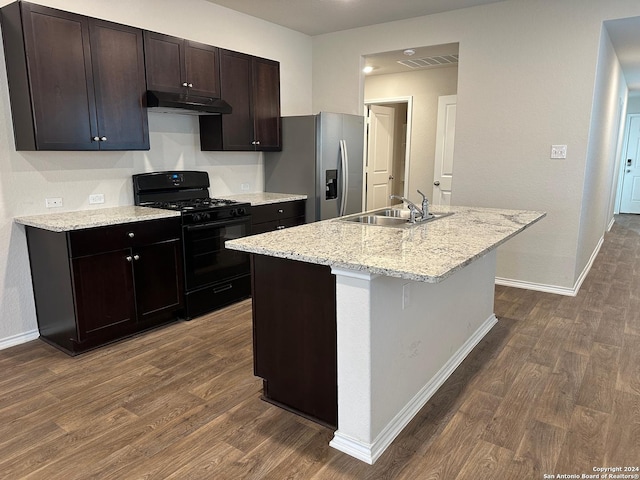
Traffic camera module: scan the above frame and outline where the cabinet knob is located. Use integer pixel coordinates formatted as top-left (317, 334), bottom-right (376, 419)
top-left (126, 255), bottom-right (133, 262)
top-left (100, 136), bottom-right (107, 142)
top-left (276, 225), bottom-right (285, 230)
top-left (133, 254), bottom-right (140, 261)
top-left (128, 232), bottom-right (135, 238)
top-left (278, 209), bottom-right (284, 213)
top-left (182, 82), bottom-right (188, 87)
top-left (92, 136), bottom-right (100, 142)
top-left (187, 83), bottom-right (193, 88)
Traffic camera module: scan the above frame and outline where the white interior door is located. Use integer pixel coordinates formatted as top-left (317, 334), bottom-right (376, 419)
top-left (432, 95), bottom-right (457, 206)
top-left (366, 105), bottom-right (396, 210)
top-left (620, 115), bottom-right (640, 214)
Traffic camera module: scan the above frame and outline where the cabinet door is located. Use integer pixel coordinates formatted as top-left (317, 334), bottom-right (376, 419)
top-left (252, 57), bottom-right (281, 151)
top-left (218, 50), bottom-right (254, 150)
top-left (89, 19), bottom-right (149, 150)
top-left (143, 31), bottom-right (185, 94)
top-left (185, 41), bottom-right (220, 98)
top-left (252, 255), bottom-right (337, 427)
top-left (20, 3), bottom-right (98, 150)
top-left (133, 239), bottom-right (184, 324)
top-left (72, 249), bottom-right (137, 342)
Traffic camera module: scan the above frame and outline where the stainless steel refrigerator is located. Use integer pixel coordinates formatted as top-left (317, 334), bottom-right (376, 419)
top-left (265, 112), bottom-right (364, 222)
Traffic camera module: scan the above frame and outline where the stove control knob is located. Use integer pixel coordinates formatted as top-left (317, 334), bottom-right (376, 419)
top-left (192, 214), bottom-right (201, 222)
top-left (229, 209), bottom-right (237, 217)
top-left (237, 207), bottom-right (246, 216)
top-left (202, 212), bottom-right (211, 221)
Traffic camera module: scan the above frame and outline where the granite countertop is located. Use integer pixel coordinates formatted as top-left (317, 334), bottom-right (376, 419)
top-left (223, 192), bottom-right (307, 206)
top-left (226, 205), bottom-right (545, 283)
top-left (14, 206), bottom-right (181, 232)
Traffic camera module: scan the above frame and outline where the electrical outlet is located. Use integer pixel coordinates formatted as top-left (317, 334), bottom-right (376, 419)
top-left (45, 197), bottom-right (63, 208)
top-left (89, 193), bottom-right (105, 204)
top-left (551, 144), bottom-right (567, 159)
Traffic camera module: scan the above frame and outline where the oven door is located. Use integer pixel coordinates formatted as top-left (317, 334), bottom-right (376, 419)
top-left (183, 216), bottom-right (251, 291)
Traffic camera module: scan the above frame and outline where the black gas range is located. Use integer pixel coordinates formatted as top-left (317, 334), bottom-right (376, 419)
top-left (133, 171), bottom-right (252, 319)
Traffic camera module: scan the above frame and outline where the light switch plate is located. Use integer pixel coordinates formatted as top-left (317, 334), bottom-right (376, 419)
top-left (551, 145), bottom-right (567, 159)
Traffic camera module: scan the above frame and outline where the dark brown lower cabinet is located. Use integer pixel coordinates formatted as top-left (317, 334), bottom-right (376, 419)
top-left (251, 254), bottom-right (337, 428)
top-left (250, 200), bottom-right (306, 234)
top-left (25, 217), bottom-right (183, 355)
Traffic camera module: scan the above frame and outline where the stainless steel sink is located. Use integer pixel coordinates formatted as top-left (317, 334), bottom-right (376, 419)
top-left (343, 215), bottom-right (410, 226)
top-left (339, 208), bottom-right (454, 228)
top-left (375, 209), bottom-right (411, 219)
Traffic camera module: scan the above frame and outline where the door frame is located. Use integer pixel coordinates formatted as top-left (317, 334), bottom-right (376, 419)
top-left (615, 112), bottom-right (640, 214)
top-left (363, 96), bottom-right (413, 201)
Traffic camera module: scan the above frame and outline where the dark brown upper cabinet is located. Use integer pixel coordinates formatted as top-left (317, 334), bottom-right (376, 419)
top-left (0, 1), bottom-right (149, 151)
top-left (144, 31), bottom-right (221, 99)
top-left (200, 49), bottom-right (281, 151)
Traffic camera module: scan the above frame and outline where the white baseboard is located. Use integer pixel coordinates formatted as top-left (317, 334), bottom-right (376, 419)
top-left (330, 314), bottom-right (498, 465)
top-left (496, 235), bottom-right (604, 297)
top-left (0, 330), bottom-right (39, 351)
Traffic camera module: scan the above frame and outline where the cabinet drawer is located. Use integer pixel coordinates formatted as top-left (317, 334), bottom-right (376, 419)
top-left (68, 217), bottom-right (181, 258)
top-left (251, 200), bottom-right (305, 224)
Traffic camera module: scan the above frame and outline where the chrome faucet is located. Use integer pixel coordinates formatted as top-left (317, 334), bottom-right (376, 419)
top-left (389, 193), bottom-right (424, 223)
top-left (417, 189), bottom-right (430, 218)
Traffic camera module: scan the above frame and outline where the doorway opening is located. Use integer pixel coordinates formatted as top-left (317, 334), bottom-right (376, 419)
top-left (363, 98), bottom-right (411, 210)
top-left (361, 43), bottom-right (459, 211)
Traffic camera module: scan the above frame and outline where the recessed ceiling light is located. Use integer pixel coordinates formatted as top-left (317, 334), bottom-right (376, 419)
top-left (363, 66), bottom-right (374, 74)
top-left (403, 49), bottom-right (415, 56)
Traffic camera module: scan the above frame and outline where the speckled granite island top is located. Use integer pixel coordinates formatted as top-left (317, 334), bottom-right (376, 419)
top-left (226, 205), bottom-right (545, 283)
top-left (223, 192), bottom-right (307, 206)
top-left (14, 206), bottom-right (180, 232)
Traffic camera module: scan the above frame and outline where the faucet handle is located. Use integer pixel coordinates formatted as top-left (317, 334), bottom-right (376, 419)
top-left (417, 189), bottom-right (427, 200)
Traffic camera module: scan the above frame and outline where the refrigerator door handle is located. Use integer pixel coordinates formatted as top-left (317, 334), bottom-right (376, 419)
top-left (339, 139), bottom-right (349, 217)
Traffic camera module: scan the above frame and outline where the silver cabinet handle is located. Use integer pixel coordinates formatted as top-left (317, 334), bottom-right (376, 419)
top-left (182, 82), bottom-right (188, 87)
top-left (276, 225), bottom-right (285, 230)
top-left (133, 254), bottom-right (140, 261)
top-left (187, 83), bottom-right (193, 88)
top-left (100, 137), bottom-right (107, 142)
top-left (128, 232), bottom-right (135, 238)
top-left (92, 136), bottom-right (100, 142)
top-left (251, 140), bottom-right (260, 145)
top-left (278, 209), bottom-right (284, 213)
top-left (434, 181), bottom-right (440, 186)
top-left (126, 255), bottom-right (133, 262)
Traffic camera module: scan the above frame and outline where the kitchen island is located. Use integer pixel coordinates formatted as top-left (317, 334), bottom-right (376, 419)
top-left (226, 205), bottom-right (545, 464)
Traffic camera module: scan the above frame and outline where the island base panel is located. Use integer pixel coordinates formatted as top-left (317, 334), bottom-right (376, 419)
top-left (251, 254), bottom-right (337, 428)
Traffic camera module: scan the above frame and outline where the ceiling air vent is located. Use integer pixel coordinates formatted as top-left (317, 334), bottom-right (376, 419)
top-left (397, 54), bottom-right (459, 69)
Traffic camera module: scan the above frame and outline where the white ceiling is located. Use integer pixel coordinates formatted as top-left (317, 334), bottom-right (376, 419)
top-left (204, 0), bottom-right (505, 36)
top-left (206, 0), bottom-right (640, 94)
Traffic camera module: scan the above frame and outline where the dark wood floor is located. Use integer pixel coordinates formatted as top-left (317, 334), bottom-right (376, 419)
top-left (2, 215), bottom-right (640, 479)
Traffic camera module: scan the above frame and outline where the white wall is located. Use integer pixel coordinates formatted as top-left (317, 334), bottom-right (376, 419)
top-left (0, 0), bottom-right (313, 346)
top-left (312, 0), bottom-right (640, 293)
top-left (364, 66), bottom-right (458, 204)
top-left (628, 95), bottom-right (640, 113)
top-left (577, 26), bottom-right (627, 282)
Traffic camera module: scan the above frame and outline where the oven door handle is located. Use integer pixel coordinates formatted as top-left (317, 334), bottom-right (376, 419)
top-left (184, 217), bottom-right (250, 232)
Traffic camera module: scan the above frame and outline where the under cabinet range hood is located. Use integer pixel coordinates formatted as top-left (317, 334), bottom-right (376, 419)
top-left (145, 90), bottom-right (232, 115)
